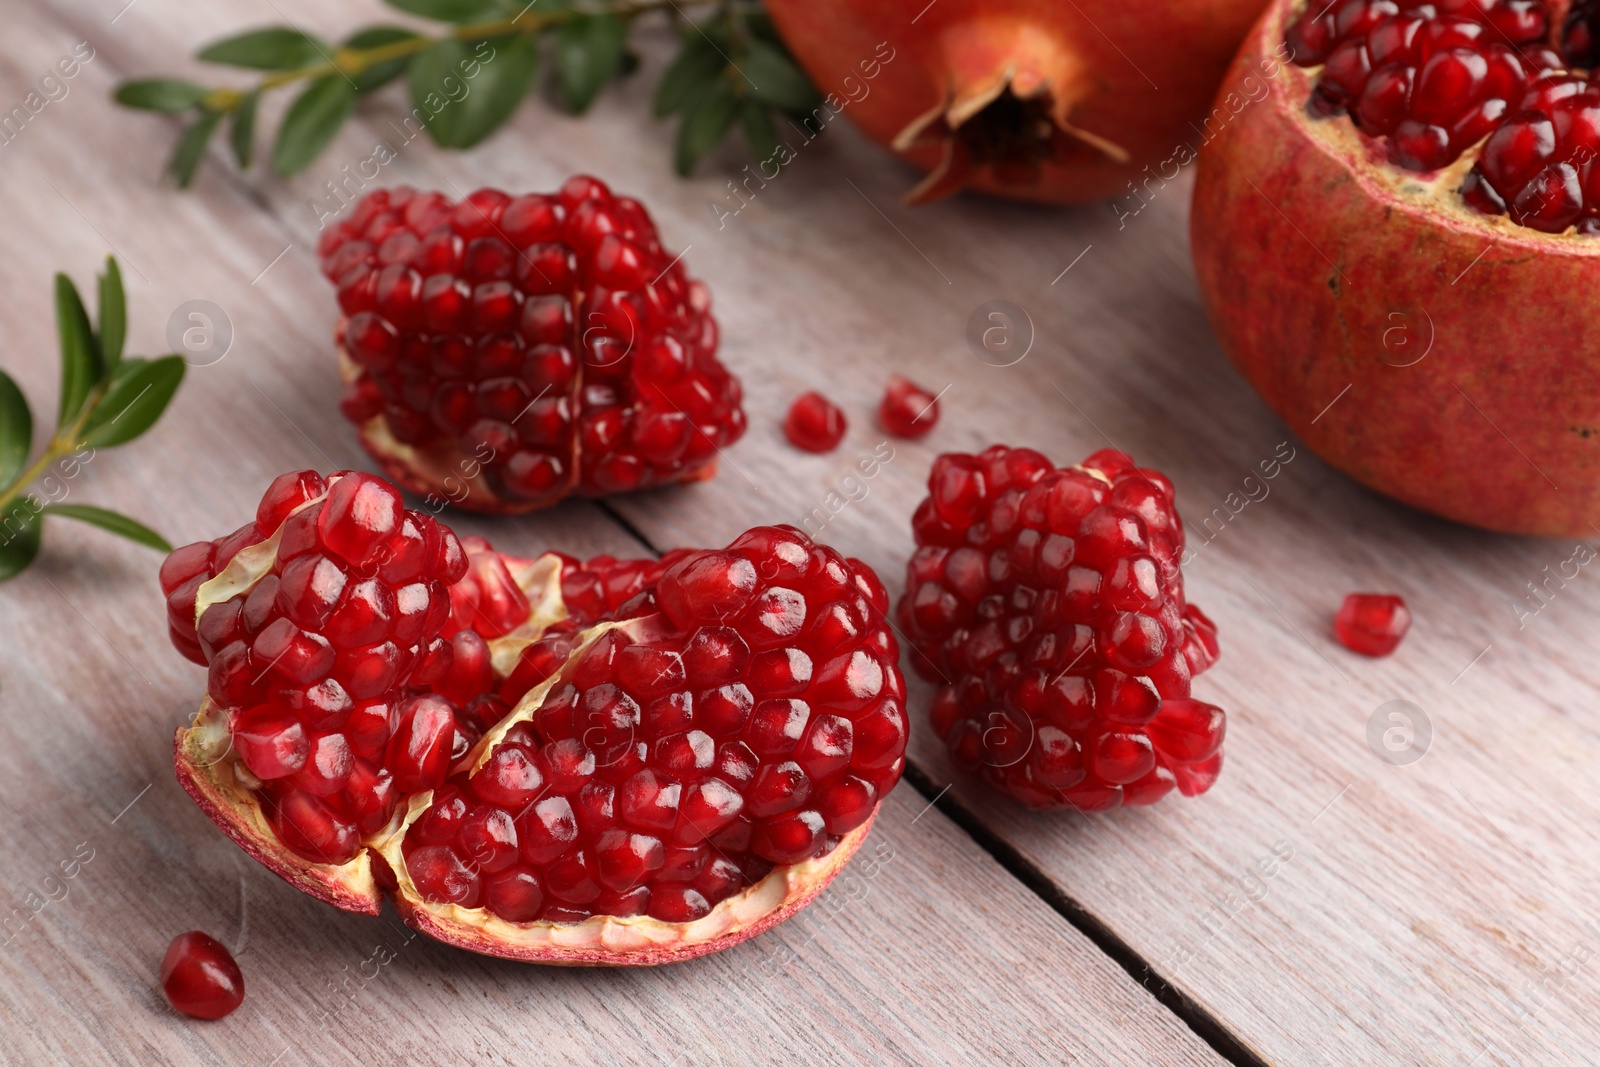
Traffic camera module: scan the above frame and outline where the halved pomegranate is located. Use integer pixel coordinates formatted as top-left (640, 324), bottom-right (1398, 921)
top-left (764, 0), bottom-right (1270, 203)
top-left (163, 471), bottom-right (906, 964)
top-left (1193, 0), bottom-right (1600, 535)
top-left (318, 176), bottom-right (745, 515)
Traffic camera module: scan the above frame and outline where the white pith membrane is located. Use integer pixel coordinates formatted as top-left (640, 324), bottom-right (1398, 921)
top-left (174, 488), bottom-right (875, 964)
top-left (1281, 0), bottom-right (1600, 241)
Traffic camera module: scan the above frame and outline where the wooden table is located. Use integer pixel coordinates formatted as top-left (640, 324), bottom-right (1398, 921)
top-left (4, 1), bottom-right (1598, 1063)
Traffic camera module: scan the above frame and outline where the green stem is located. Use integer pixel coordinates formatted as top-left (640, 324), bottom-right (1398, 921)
top-left (204, 0), bottom-right (681, 112)
top-left (0, 386), bottom-right (105, 515)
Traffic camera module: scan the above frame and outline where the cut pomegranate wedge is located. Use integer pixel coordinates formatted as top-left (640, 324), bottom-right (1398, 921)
top-left (163, 471), bottom-right (906, 964)
top-left (1193, 0), bottom-right (1600, 535)
top-left (319, 177), bottom-right (745, 515)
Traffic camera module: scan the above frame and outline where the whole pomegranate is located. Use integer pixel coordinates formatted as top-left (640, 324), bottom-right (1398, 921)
top-left (318, 176), bottom-right (744, 515)
top-left (1192, 0), bottom-right (1600, 536)
top-left (162, 470), bottom-right (906, 963)
top-left (763, 0), bottom-right (1271, 203)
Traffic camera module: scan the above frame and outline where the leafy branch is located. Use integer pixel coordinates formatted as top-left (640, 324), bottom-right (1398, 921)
top-left (113, 0), bottom-right (821, 186)
top-left (0, 258), bottom-right (186, 582)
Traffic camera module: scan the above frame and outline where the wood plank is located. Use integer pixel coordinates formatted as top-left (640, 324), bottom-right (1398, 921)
top-left (0, 1), bottom-right (1228, 1062)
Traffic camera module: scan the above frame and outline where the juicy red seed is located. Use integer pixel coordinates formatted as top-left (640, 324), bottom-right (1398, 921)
top-left (232, 708), bottom-right (309, 780)
top-left (160, 932), bottom-right (244, 1020)
top-left (879, 375), bottom-right (940, 438)
top-left (317, 474), bottom-right (403, 571)
top-left (900, 446), bottom-right (1225, 812)
top-left (273, 791), bottom-right (360, 864)
top-left (783, 391), bottom-right (847, 453)
top-left (1334, 592), bottom-right (1412, 655)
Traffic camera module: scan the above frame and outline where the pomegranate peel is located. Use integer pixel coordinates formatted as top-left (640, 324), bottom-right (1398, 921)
top-left (377, 806), bottom-right (872, 965)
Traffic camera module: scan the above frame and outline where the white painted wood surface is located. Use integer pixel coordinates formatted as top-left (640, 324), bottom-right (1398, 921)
top-left (5, 0), bottom-right (1598, 1063)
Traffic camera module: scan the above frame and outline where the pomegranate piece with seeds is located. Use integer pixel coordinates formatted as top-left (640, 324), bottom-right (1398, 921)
top-left (1334, 592), bottom-right (1411, 655)
top-left (161, 932), bottom-right (244, 1020)
top-left (317, 176), bottom-right (745, 515)
top-left (898, 445), bottom-right (1226, 811)
top-left (1192, 0), bottom-right (1600, 535)
top-left (163, 471), bottom-right (905, 964)
top-left (879, 375), bottom-right (940, 439)
top-left (783, 392), bottom-right (847, 453)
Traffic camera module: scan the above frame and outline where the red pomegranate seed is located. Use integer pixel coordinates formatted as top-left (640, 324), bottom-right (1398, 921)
top-left (1334, 592), bottom-right (1412, 656)
top-left (160, 932), bottom-right (244, 1020)
top-left (783, 392), bottom-right (847, 453)
top-left (879, 375), bottom-right (940, 438)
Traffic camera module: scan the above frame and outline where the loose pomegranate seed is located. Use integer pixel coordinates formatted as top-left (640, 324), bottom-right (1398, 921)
top-left (160, 932), bottom-right (244, 1020)
top-left (898, 445), bottom-right (1226, 810)
top-left (784, 392), bottom-right (847, 453)
top-left (1334, 592), bottom-right (1411, 655)
top-left (317, 179), bottom-right (745, 512)
top-left (879, 375), bottom-right (940, 438)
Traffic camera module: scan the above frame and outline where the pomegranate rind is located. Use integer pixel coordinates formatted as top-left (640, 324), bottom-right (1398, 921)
top-left (1193, 0), bottom-right (1600, 536)
top-left (174, 703), bottom-right (383, 915)
top-left (378, 808), bottom-right (874, 965)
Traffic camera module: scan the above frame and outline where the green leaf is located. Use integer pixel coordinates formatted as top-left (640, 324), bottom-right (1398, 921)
top-left (79, 357), bottom-right (185, 449)
top-left (198, 27), bottom-right (329, 71)
top-left (114, 78), bottom-right (207, 113)
top-left (385, 0), bottom-right (511, 23)
top-left (345, 26), bottom-right (422, 93)
top-left (0, 370), bottom-right (32, 487)
top-left (556, 14), bottom-right (626, 114)
top-left (230, 91), bottom-right (259, 168)
top-left (167, 109), bottom-right (223, 187)
top-left (743, 39), bottom-right (819, 113)
top-left (273, 76), bottom-right (357, 176)
top-left (653, 35), bottom-right (723, 117)
top-left (740, 101), bottom-right (782, 161)
top-left (43, 504), bottom-right (171, 553)
top-left (96, 256), bottom-right (126, 373)
top-left (0, 502), bottom-right (41, 582)
top-left (674, 76), bottom-right (739, 176)
top-left (410, 35), bottom-right (535, 149)
top-left (54, 273), bottom-right (103, 430)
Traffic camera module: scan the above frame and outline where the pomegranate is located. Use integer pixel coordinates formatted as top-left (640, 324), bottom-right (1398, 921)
top-left (763, 0), bottom-right (1271, 203)
top-left (1335, 592), bottom-right (1412, 655)
top-left (161, 932), bottom-right (244, 1019)
top-left (318, 177), bottom-right (745, 515)
top-left (1192, 0), bottom-right (1600, 536)
top-left (163, 470), bottom-right (906, 964)
top-left (898, 446), bottom-right (1226, 810)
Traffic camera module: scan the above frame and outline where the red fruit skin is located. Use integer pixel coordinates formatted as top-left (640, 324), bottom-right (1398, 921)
top-left (1192, 0), bottom-right (1600, 537)
top-left (764, 0), bottom-right (1270, 204)
top-left (160, 931), bottom-right (244, 1020)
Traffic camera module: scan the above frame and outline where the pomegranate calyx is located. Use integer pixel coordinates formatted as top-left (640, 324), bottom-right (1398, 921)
top-left (894, 64), bottom-right (1130, 204)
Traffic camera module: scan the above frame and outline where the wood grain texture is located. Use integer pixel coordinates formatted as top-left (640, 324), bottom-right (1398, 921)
top-left (0, 1), bottom-right (1228, 1063)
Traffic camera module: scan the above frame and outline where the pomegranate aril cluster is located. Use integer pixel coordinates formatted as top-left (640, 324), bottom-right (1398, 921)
top-left (318, 177), bottom-right (745, 509)
top-left (1289, 0), bottom-right (1558, 172)
top-left (161, 470), bottom-right (473, 865)
top-left (401, 526), bottom-right (908, 925)
top-left (1464, 72), bottom-right (1600, 231)
top-left (898, 446), bottom-right (1225, 811)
